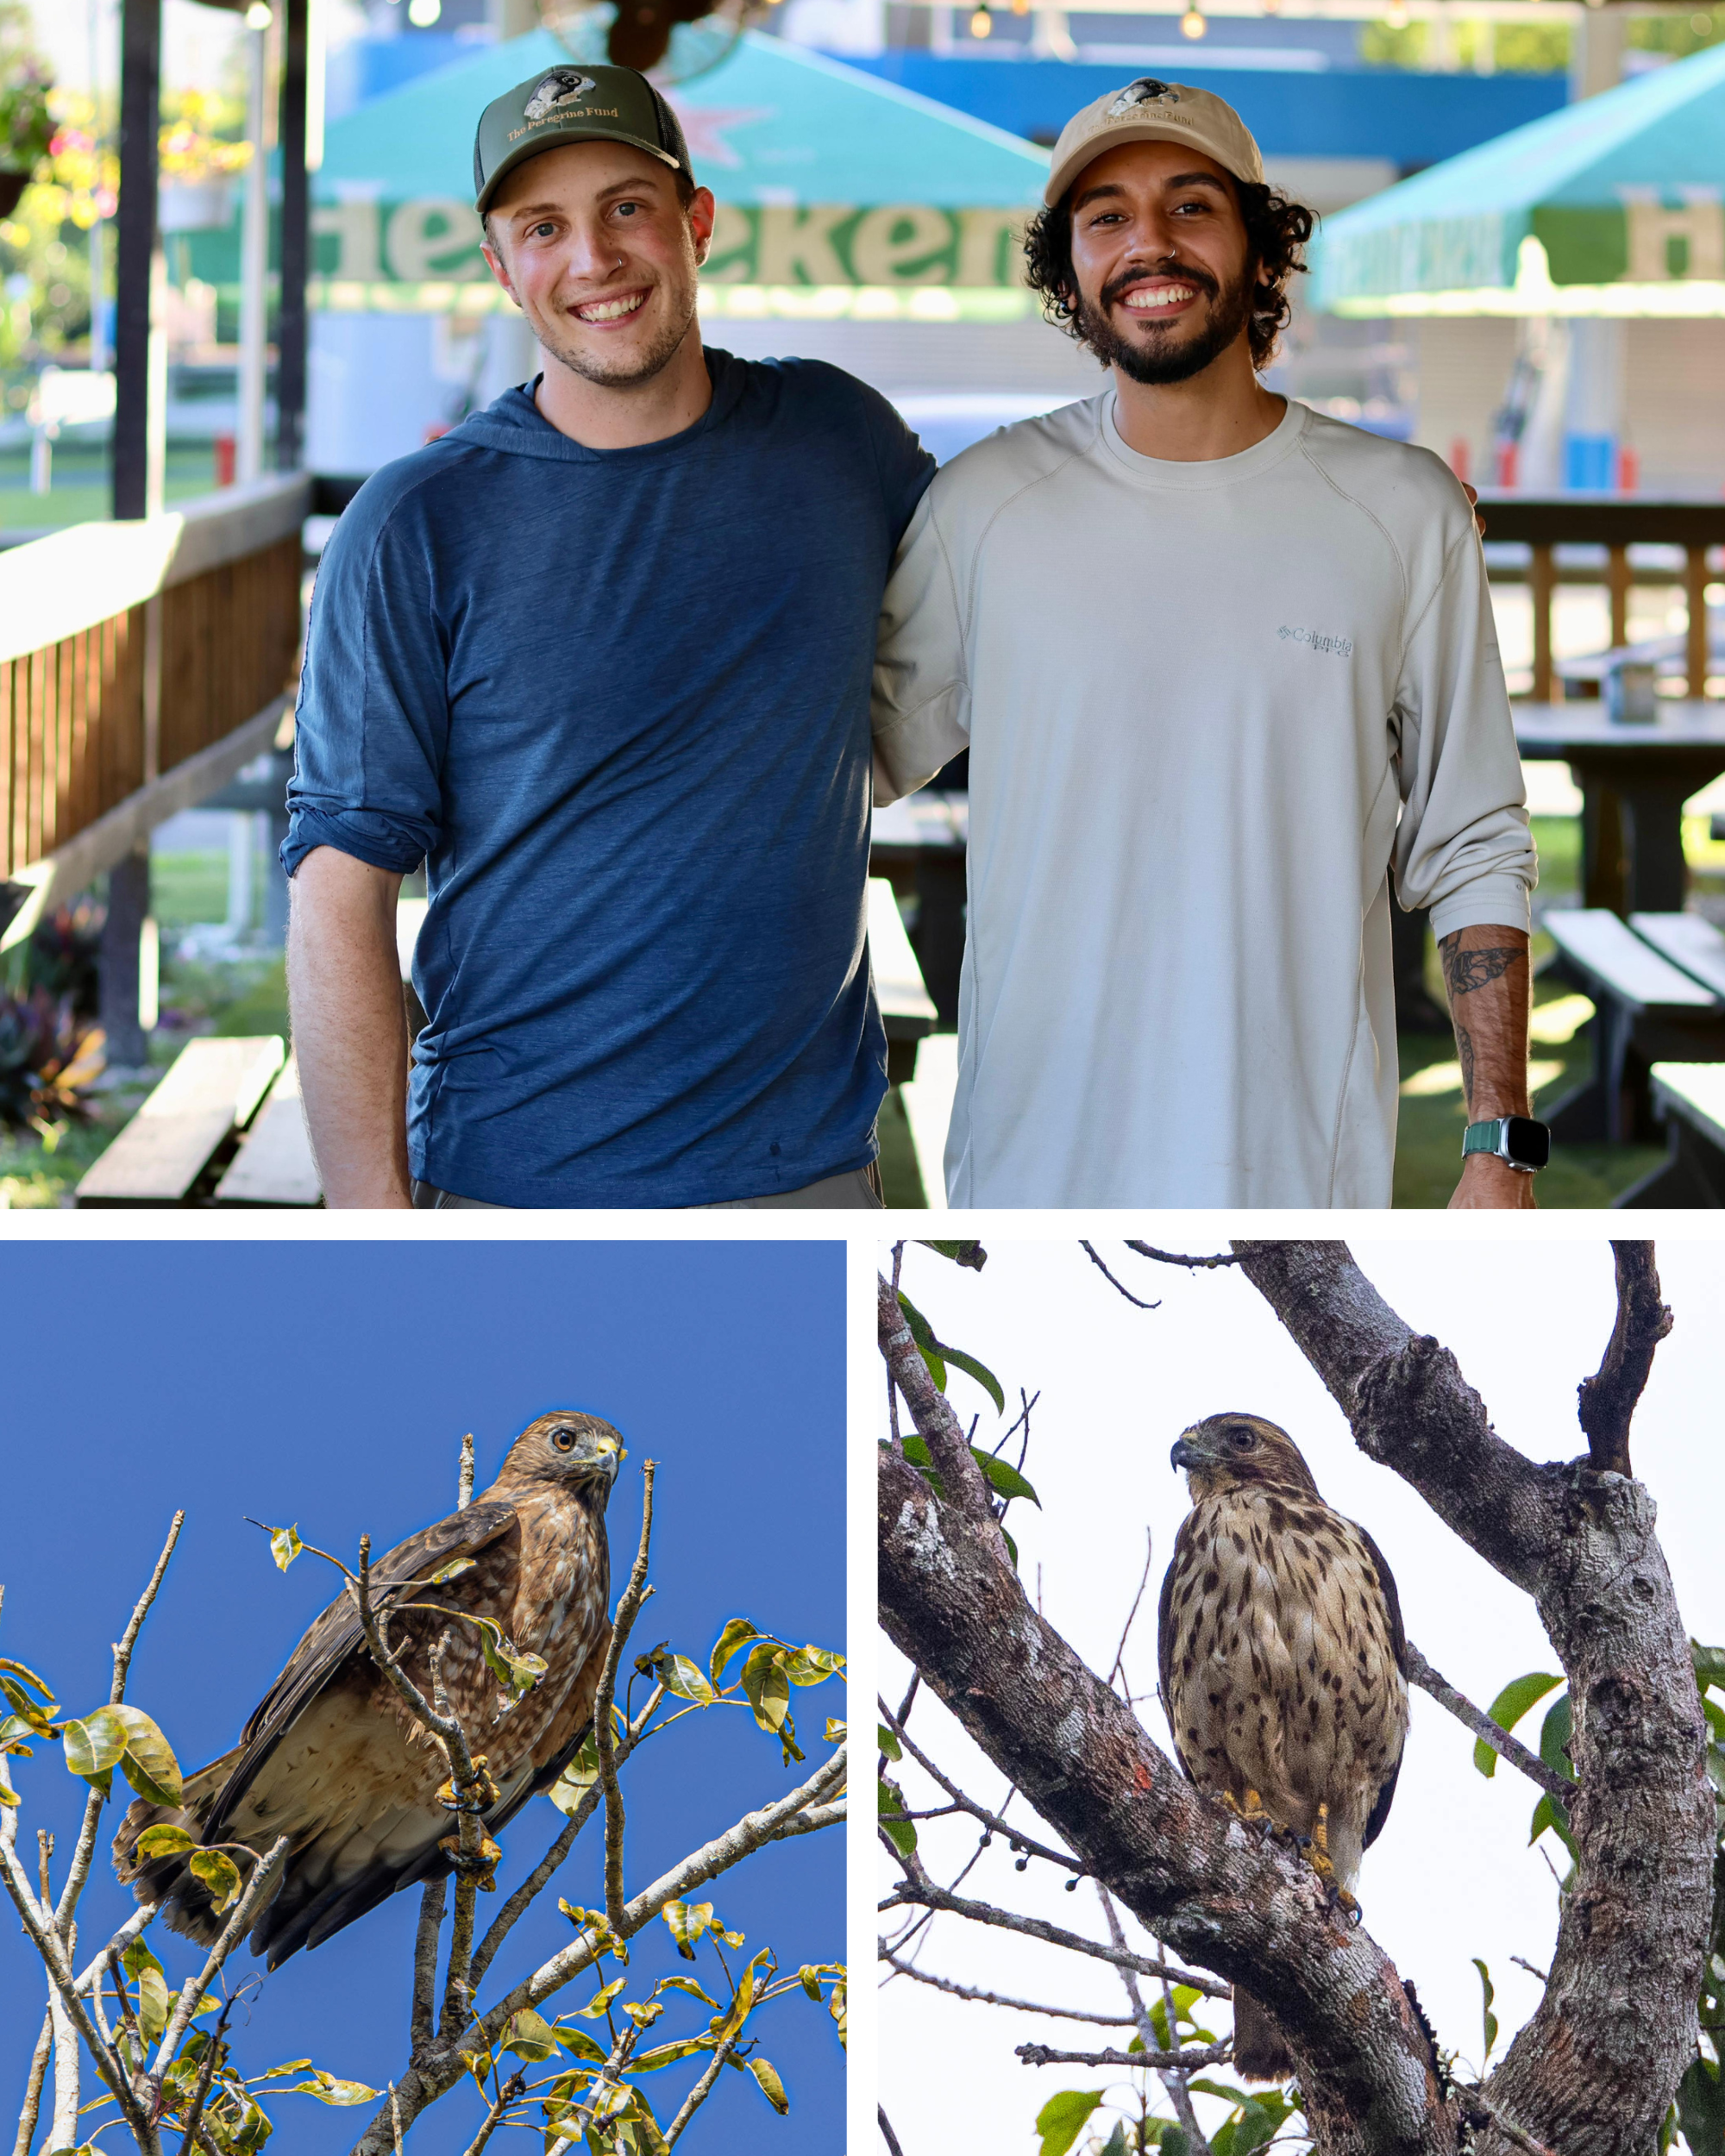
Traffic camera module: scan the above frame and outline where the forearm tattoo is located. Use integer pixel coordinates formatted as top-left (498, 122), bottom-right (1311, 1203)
top-left (1439, 934), bottom-right (1526, 999)
top-left (1454, 1020), bottom-right (1477, 1112)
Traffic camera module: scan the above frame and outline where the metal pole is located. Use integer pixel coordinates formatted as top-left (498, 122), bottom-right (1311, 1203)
top-left (237, 16), bottom-right (269, 483)
top-left (112, 0), bottom-right (160, 520)
top-left (276, 0), bottom-right (309, 470)
top-left (87, 0), bottom-right (109, 376)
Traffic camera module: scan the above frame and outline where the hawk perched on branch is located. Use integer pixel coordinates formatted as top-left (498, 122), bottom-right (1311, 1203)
top-left (1157, 1413), bottom-right (1408, 2082)
top-left (115, 1413), bottom-right (621, 1968)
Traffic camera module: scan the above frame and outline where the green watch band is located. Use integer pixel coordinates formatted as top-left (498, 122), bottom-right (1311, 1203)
top-left (1462, 1116), bottom-right (1551, 1171)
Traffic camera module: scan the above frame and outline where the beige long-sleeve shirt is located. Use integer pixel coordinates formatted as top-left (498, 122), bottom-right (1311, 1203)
top-left (872, 394), bottom-right (1534, 1208)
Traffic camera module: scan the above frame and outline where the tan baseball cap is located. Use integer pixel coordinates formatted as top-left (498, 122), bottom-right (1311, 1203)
top-left (1044, 78), bottom-right (1264, 207)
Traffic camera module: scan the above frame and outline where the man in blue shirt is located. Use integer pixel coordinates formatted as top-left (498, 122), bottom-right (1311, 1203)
top-left (285, 63), bottom-right (933, 1206)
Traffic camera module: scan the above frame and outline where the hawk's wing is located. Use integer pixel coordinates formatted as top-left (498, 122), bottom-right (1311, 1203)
top-left (1355, 1522), bottom-right (1408, 1850)
top-left (202, 1496), bottom-right (521, 1842)
top-left (1157, 1519), bottom-right (1199, 1783)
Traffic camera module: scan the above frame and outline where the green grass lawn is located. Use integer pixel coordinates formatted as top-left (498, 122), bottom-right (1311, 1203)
top-left (0, 440), bottom-right (220, 531)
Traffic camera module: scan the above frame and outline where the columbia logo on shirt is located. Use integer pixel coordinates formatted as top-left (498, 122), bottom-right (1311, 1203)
top-left (1279, 624), bottom-right (1354, 658)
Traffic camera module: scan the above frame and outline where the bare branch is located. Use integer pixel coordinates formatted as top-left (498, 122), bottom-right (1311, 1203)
top-left (762, 1799), bottom-right (845, 1842)
top-left (879, 1945), bottom-right (1140, 2023)
top-left (664, 2032), bottom-right (741, 2147)
top-left (596, 1459), bottom-right (658, 1935)
top-left (880, 1877), bottom-right (1228, 1998)
top-left (880, 1274), bottom-right (999, 1525)
top-left (1107, 1531), bottom-right (1156, 1701)
top-left (72, 1904), bottom-right (157, 1996)
top-left (1099, 1883), bottom-right (1211, 2156)
top-left (149, 1834), bottom-right (291, 2080)
top-left (1403, 1643), bottom-right (1570, 1807)
top-left (458, 2067), bottom-right (524, 2155)
top-left (1082, 1241), bottom-right (1163, 1309)
top-left (1123, 1242), bottom-right (1239, 1271)
top-left (1017, 2040), bottom-right (1234, 2071)
top-left (177, 1988), bottom-right (239, 2156)
top-left (458, 1433), bottom-right (475, 1512)
top-left (1576, 1243), bottom-right (1672, 1480)
top-left (879, 2105), bottom-right (906, 2156)
top-left (12, 2006), bottom-right (51, 2156)
top-left (879, 1696), bottom-right (1081, 1874)
top-left (411, 1878), bottom-right (446, 2054)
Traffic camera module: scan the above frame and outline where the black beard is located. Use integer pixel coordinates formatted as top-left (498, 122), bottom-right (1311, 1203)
top-left (1071, 259), bottom-right (1255, 386)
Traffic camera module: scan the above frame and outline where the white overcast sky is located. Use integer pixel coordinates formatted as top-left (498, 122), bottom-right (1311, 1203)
top-left (877, 1236), bottom-right (1725, 2156)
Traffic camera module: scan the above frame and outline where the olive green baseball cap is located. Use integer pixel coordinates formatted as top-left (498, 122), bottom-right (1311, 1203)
top-left (473, 63), bottom-right (693, 215)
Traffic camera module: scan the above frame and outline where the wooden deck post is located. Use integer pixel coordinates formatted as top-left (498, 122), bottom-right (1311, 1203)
top-left (1608, 542), bottom-right (1630, 651)
top-left (277, 0), bottom-right (310, 473)
top-left (1688, 545), bottom-right (1712, 699)
top-left (1530, 542), bottom-right (1556, 703)
top-left (113, 0), bottom-right (160, 523)
top-left (100, 842), bottom-right (151, 1068)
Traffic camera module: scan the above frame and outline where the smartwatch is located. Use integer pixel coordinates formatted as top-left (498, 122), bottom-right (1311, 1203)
top-left (1462, 1117), bottom-right (1551, 1172)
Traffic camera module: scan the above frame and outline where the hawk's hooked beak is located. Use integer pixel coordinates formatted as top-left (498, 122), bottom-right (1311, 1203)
top-left (1170, 1435), bottom-right (1198, 1473)
top-left (595, 1435), bottom-right (624, 1476)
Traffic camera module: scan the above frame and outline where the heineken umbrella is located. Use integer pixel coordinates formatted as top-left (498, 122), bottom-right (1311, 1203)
top-left (1311, 41), bottom-right (1725, 317)
top-left (304, 28), bottom-right (1050, 319)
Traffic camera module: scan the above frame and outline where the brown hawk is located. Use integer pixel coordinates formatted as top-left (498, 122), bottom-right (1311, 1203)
top-left (114, 1413), bottom-right (621, 1968)
top-left (1156, 1413), bottom-right (1408, 2082)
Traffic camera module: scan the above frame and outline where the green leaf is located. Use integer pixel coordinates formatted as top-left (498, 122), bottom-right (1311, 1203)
top-left (630, 2036), bottom-right (713, 2073)
top-left (575, 1977), bottom-right (629, 2019)
top-left (135, 1824), bottom-right (198, 1861)
top-left (0, 1712), bottom-right (40, 1756)
top-left (1472, 1959), bottom-right (1498, 2064)
top-left (655, 1653), bottom-right (716, 1706)
top-left (60, 1708), bottom-right (129, 1780)
top-left (189, 1848), bottom-right (244, 1912)
top-left (1539, 1693), bottom-right (1577, 1783)
top-left (548, 1735), bottom-right (601, 1816)
top-left (281, 2071), bottom-right (379, 2104)
top-left (1528, 1790), bottom-right (1578, 1859)
top-left (500, 2008), bottom-right (562, 2061)
top-left (748, 2057), bottom-right (790, 2115)
top-left (122, 1940), bottom-right (171, 2046)
top-left (0, 1770), bottom-right (17, 1807)
top-left (0, 1673), bottom-right (57, 1736)
top-left (916, 1240), bottom-right (987, 1269)
top-left (1002, 1526), bottom-right (1018, 1570)
top-left (1035, 2090), bottom-right (1106, 2156)
top-left (661, 1901), bottom-right (716, 1959)
top-left (655, 1973), bottom-right (720, 2008)
top-left (781, 1645), bottom-right (845, 1687)
top-left (268, 1525), bottom-right (302, 1571)
top-left (894, 1291), bottom-right (947, 1390)
top-left (877, 1725), bottom-right (902, 1763)
top-left (945, 1349), bottom-right (1007, 1415)
top-left (0, 1658), bottom-right (54, 1704)
top-left (825, 1717), bottom-right (846, 1743)
top-left (110, 1707), bottom-right (183, 1808)
top-left (1231, 2106), bottom-right (1276, 2156)
top-left (1101, 2127), bottom-right (1131, 2156)
top-left (879, 1777), bottom-right (917, 1856)
top-left (741, 1644), bottom-right (791, 1734)
top-left (971, 1448), bottom-right (1038, 1507)
top-left (708, 1619), bottom-right (760, 1693)
top-left (426, 1556), bottom-right (477, 1584)
top-left (1472, 1672), bottom-right (1562, 1778)
top-left (1693, 1643), bottom-right (1725, 1695)
top-left (551, 2024), bottom-right (609, 2064)
top-left (470, 1614), bottom-right (548, 1702)
top-left (900, 1433), bottom-right (932, 1470)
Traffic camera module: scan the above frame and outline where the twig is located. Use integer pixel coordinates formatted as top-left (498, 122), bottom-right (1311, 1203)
top-left (1459, 2090), bottom-right (1562, 2156)
top-left (879, 1946), bottom-right (1138, 2022)
top-left (879, 1697), bottom-right (1081, 1873)
top-left (1123, 1242), bottom-right (1240, 1270)
top-left (1099, 1883), bottom-right (1211, 2156)
top-left (72, 1904), bottom-right (156, 1996)
top-left (390, 2082), bottom-right (405, 2154)
top-left (1511, 1956), bottom-right (1549, 1984)
top-left (12, 2005), bottom-right (51, 2156)
top-left (458, 1433), bottom-right (475, 1511)
top-left (878, 2104), bottom-right (907, 2156)
top-left (879, 1275), bottom-right (998, 1522)
top-left (1107, 1530), bottom-right (1156, 1700)
top-left (665, 2033), bottom-right (743, 2146)
top-left (1576, 1242), bottom-right (1672, 1480)
top-left (149, 1834), bottom-right (291, 2083)
top-left (177, 1987), bottom-right (239, 2154)
top-left (594, 1459), bottom-right (658, 1935)
top-left (879, 1877), bottom-right (1229, 1998)
top-left (459, 2067), bottom-right (524, 2154)
top-left (1081, 1242), bottom-right (1163, 1308)
top-left (1403, 1642), bottom-right (1571, 1807)
top-left (411, 1877), bottom-right (447, 2053)
top-left (1017, 2040), bottom-right (1234, 2070)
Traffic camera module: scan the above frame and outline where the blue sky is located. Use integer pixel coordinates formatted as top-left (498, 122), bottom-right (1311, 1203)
top-left (0, 1239), bottom-right (845, 2156)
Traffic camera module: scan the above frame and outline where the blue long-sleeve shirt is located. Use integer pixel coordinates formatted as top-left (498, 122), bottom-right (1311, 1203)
top-left (285, 351), bottom-right (935, 1206)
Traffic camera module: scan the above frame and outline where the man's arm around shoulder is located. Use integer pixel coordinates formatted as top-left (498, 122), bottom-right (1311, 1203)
top-left (287, 847), bottom-right (411, 1208)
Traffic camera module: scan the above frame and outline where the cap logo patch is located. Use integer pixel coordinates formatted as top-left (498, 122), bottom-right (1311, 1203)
top-left (524, 68), bottom-right (597, 122)
top-left (1108, 78), bottom-right (1181, 114)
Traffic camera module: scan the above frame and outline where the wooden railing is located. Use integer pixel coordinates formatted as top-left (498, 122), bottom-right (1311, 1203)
top-left (0, 474), bottom-right (308, 941)
top-left (1477, 497), bottom-right (1724, 704)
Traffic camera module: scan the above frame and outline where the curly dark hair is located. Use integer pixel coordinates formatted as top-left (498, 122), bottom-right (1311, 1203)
top-left (1022, 178), bottom-right (1314, 374)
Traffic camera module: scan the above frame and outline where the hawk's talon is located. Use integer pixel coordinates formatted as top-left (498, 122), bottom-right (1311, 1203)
top-left (439, 1832), bottom-right (503, 1889)
top-left (1221, 1789), bottom-right (1276, 1838)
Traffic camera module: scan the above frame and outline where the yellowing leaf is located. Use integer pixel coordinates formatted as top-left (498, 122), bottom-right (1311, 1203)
top-left (0, 1658), bottom-right (55, 1704)
top-left (60, 1708), bottom-right (128, 1780)
top-left (548, 1736), bottom-right (601, 1816)
top-left (188, 1848), bottom-right (243, 1912)
top-left (425, 1557), bottom-right (477, 1584)
top-left (471, 1614), bottom-right (548, 1702)
top-left (269, 1524), bottom-right (303, 1571)
top-left (500, 2007), bottom-right (561, 2062)
top-left (656, 1654), bottom-right (716, 1706)
top-left (135, 1824), bottom-right (198, 1861)
top-left (110, 1707), bottom-right (183, 1807)
top-left (740, 1645), bottom-right (790, 1734)
top-left (748, 2057), bottom-right (790, 2115)
top-left (707, 1619), bottom-right (758, 1694)
top-left (283, 2070), bottom-right (380, 2105)
top-left (576, 1977), bottom-right (628, 2019)
top-left (653, 1975), bottom-right (718, 2009)
top-left (660, 1901), bottom-right (713, 1960)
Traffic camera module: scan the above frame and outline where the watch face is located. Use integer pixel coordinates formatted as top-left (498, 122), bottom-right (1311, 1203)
top-left (1503, 1116), bottom-right (1551, 1169)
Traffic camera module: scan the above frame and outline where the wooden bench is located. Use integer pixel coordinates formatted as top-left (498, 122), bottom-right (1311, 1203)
top-left (1620, 1064), bottom-right (1725, 1206)
top-left (212, 1055), bottom-right (321, 1206)
top-left (78, 1036), bottom-right (290, 1206)
top-left (869, 876), bottom-right (938, 1087)
top-left (1540, 910), bottom-right (1725, 1145)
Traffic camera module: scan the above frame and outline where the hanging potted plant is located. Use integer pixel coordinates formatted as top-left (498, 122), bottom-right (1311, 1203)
top-left (0, 56), bottom-right (55, 220)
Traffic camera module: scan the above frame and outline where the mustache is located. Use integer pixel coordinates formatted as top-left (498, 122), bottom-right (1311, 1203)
top-left (1097, 257), bottom-right (1220, 313)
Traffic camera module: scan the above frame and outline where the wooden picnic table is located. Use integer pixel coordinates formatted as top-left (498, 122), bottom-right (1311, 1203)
top-left (1515, 701), bottom-right (1725, 915)
top-left (870, 791), bottom-right (968, 1030)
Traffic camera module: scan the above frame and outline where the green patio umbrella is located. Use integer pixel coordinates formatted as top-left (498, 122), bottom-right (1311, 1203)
top-left (1311, 41), bottom-right (1725, 317)
top-left (303, 28), bottom-right (1050, 319)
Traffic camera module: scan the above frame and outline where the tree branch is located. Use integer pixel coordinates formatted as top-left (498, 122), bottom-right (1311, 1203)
top-left (663, 2031), bottom-right (741, 2146)
top-left (1402, 1643), bottom-right (1570, 1806)
top-left (595, 1459), bottom-right (657, 1936)
top-left (879, 1945), bottom-right (1141, 2023)
top-left (1081, 1242), bottom-right (1162, 1309)
top-left (879, 1696), bottom-right (1082, 1874)
top-left (1123, 1243), bottom-right (1240, 1270)
top-left (411, 1878), bottom-right (446, 2055)
top-left (880, 1273), bottom-right (999, 1525)
top-left (12, 2005), bottom-right (51, 2156)
top-left (148, 1833), bottom-right (290, 2082)
top-left (1099, 1883), bottom-right (1211, 2156)
top-left (879, 2105), bottom-right (906, 2156)
top-left (1575, 1242), bottom-right (1672, 1480)
top-left (1016, 2040), bottom-right (1233, 2071)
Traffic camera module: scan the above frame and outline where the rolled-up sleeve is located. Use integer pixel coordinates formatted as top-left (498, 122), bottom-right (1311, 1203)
top-left (1389, 524), bottom-right (1536, 941)
top-left (281, 481), bottom-right (448, 880)
top-left (871, 488), bottom-right (971, 808)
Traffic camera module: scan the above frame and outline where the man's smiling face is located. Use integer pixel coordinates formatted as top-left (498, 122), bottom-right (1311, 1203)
top-left (480, 139), bottom-right (715, 392)
top-left (1065, 139), bottom-right (1256, 386)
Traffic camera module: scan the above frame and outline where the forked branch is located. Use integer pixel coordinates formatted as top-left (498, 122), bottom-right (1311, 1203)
top-left (1576, 1242), bottom-right (1672, 1479)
